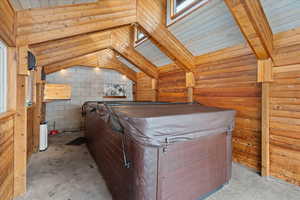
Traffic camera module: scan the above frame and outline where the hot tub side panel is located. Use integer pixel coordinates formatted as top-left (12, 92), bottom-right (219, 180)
top-left (85, 111), bottom-right (134, 200)
top-left (156, 132), bottom-right (231, 200)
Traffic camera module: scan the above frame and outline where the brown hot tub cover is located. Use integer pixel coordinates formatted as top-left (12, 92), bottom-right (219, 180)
top-left (83, 101), bottom-right (236, 200)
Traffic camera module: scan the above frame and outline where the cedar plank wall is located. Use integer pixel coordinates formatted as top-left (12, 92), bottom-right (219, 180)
top-left (149, 28), bottom-right (300, 185)
top-left (0, 0), bottom-right (16, 46)
top-left (0, 1), bottom-right (16, 200)
top-left (0, 115), bottom-right (15, 200)
top-left (158, 64), bottom-right (187, 102)
top-left (269, 27), bottom-right (300, 185)
top-left (136, 72), bottom-right (156, 101)
top-left (193, 45), bottom-right (262, 170)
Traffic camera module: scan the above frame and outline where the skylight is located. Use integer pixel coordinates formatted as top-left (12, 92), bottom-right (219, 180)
top-left (134, 27), bottom-right (148, 46)
top-left (168, 0), bottom-right (209, 25)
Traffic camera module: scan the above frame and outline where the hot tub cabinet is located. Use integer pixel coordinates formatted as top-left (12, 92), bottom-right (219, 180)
top-left (83, 102), bottom-right (236, 200)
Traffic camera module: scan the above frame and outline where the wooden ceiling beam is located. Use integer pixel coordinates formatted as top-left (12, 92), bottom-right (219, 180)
top-left (30, 30), bottom-right (112, 66)
top-left (225, 0), bottom-right (273, 59)
top-left (43, 49), bottom-right (137, 82)
top-left (136, 0), bottom-right (195, 72)
top-left (111, 26), bottom-right (159, 79)
top-left (16, 0), bottom-right (137, 45)
top-left (32, 26), bottom-right (158, 79)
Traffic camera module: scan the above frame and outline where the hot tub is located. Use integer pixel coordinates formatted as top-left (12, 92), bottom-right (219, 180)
top-left (83, 102), bottom-right (235, 200)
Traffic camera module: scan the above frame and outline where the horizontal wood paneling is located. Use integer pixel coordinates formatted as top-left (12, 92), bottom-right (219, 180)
top-left (193, 52), bottom-right (261, 170)
top-left (10, 0), bottom-right (97, 10)
top-left (16, 0), bottom-right (137, 45)
top-left (0, 0), bottom-right (16, 46)
top-left (136, 72), bottom-right (156, 101)
top-left (270, 64), bottom-right (300, 186)
top-left (0, 115), bottom-right (14, 200)
top-left (272, 27), bottom-right (300, 66)
top-left (150, 47), bottom-right (261, 170)
top-left (31, 30), bottom-right (112, 66)
top-left (158, 64), bottom-right (187, 102)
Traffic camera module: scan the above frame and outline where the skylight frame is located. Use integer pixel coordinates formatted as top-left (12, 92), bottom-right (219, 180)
top-left (167, 0), bottom-right (210, 26)
top-left (134, 26), bottom-right (148, 47)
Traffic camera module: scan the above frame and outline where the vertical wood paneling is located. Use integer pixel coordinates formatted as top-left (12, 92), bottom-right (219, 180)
top-left (27, 106), bottom-right (34, 159)
top-left (0, 115), bottom-right (14, 200)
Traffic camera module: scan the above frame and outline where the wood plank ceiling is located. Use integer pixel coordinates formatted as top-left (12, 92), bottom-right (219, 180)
top-left (10, 0), bottom-right (97, 10)
top-left (261, 0), bottom-right (300, 34)
top-left (135, 0), bottom-right (245, 67)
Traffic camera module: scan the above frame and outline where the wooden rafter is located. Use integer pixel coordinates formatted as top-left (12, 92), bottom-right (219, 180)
top-left (30, 30), bottom-right (112, 66)
top-left (225, 0), bottom-right (273, 59)
top-left (136, 0), bottom-right (195, 72)
top-left (111, 26), bottom-right (159, 79)
top-left (16, 0), bottom-right (137, 45)
top-left (43, 49), bottom-right (137, 82)
top-left (31, 26), bottom-right (158, 79)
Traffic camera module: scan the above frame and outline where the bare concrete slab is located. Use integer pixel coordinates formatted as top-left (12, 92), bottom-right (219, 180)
top-left (16, 132), bottom-right (300, 200)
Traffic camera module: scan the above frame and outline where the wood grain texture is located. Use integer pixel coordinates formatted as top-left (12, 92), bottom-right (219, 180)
top-left (158, 64), bottom-right (188, 102)
top-left (14, 75), bottom-right (28, 196)
top-left (270, 64), bottom-right (300, 185)
top-left (31, 26), bottom-right (157, 79)
top-left (136, 72), bottom-right (157, 101)
top-left (44, 84), bottom-right (72, 101)
top-left (0, 0), bottom-right (16, 46)
top-left (261, 82), bottom-right (270, 176)
top-left (145, 47), bottom-right (262, 170)
top-left (44, 49), bottom-right (137, 82)
top-left (272, 27), bottom-right (300, 66)
top-left (10, 0), bottom-right (97, 10)
top-left (0, 115), bottom-right (14, 200)
top-left (27, 106), bottom-right (34, 159)
top-left (30, 30), bottom-right (112, 66)
top-left (16, 0), bottom-right (137, 45)
top-left (137, 0), bottom-right (195, 71)
top-left (225, 0), bottom-right (273, 59)
top-left (111, 26), bottom-right (159, 79)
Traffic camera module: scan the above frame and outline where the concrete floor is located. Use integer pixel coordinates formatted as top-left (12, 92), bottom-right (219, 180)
top-left (16, 132), bottom-right (300, 200)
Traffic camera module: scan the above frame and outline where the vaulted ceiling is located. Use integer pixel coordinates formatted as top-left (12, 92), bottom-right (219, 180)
top-left (10, 0), bottom-right (97, 10)
top-left (9, 0), bottom-right (300, 76)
